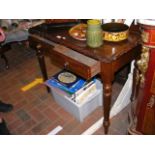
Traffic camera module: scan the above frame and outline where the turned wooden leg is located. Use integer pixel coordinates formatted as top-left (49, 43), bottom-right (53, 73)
top-left (100, 63), bottom-right (113, 134)
top-left (1, 53), bottom-right (9, 69)
top-left (103, 82), bottom-right (112, 134)
top-left (36, 44), bottom-right (50, 93)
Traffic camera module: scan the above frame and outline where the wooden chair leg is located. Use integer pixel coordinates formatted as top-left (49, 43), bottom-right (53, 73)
top-left (1, 53), bottom-right (9, 69)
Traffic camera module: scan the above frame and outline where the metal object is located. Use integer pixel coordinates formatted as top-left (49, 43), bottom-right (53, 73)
top-left (137, 46), bottom-right (150, 86)
top-left (102, 23), bottom-right (129, 42)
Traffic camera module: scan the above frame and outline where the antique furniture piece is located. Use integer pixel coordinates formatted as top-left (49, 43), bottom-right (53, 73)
top-left (29, 23), bottom-right (141, 134)
top-left (0, 20), bottom-right (45, 69)
top-left (0, 20), bottom-right (29, 69)
top-left (0, 43), bottom-right (11, 69)
top-left (128, 20), bottom-right (155, 135)
top-left (0, 27), bottom-right (10, 69)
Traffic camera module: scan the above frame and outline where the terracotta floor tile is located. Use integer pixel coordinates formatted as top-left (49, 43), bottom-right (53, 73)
top-left (70, 114), bottom-right (100, 135)
top-left (31, 119), bottom-right (51, 135)
top-left (41, 118), bottom-right (66, 135)
top-left (2, 112), bottom-right (18, 123)
top-left (43, 107), bottom-right (60, 123)
top-left (63, 118), bottom-right (80, 133)
top-left (14, 119), bottom-right (36, 135)
top-left (7, 118), bottom-right (24, 132)
top-left (16, 109), bottom-right (31, 122)
top-left (37, 96), bottom-right (61, 112)
top-left (30, 108), bottom-right (45, 122)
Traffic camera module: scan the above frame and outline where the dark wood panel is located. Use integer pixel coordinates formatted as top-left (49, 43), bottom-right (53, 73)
top-left (29, 34), bottom-right (100, 79)
top-left (29, 25), bottom-right (141, 63)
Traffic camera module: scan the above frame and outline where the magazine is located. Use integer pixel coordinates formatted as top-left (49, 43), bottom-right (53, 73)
top-left (45, 70), bottom-right (86, 94)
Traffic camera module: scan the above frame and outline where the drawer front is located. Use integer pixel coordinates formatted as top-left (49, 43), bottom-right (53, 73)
top-left (51, 45), bottom-right (100, 79)
top-left (50, 49), bottom-right (93, 79)
top-left (29, 34), bottom-right (100, 79)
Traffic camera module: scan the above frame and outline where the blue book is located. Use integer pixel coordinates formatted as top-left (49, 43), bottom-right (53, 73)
top-left (45, 70), bottom-right (86, 94)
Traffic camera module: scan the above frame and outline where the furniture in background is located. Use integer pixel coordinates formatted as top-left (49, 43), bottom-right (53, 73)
top-left (0, 20), bottom-right (45, 69)
top-left (0, 27), bottom-right (10, 69)
top-left (0, 20), bottom-right (29, 69)
top-left (0, 43), bottom-right (11, 69)
top-left (29, 23), bottom-right (141, 134)
top-left (128, 20), bottom-right (155, 135)
top-left (46, 19), bottom-right (79, 24)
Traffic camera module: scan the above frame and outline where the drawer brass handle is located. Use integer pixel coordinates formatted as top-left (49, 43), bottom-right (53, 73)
top-left (147, 95), bottom-right (155, 108)
top-left (64, 62), bottom-right (69, 68)
top-left (36, 44), bottom-right (42, 50)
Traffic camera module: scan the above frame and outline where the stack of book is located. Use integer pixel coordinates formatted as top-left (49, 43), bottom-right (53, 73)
top-left (45, 70), bottom-right (97, 104)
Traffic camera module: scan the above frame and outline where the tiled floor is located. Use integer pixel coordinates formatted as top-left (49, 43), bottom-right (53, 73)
top-left (0, 43), bottom-right (130, 135)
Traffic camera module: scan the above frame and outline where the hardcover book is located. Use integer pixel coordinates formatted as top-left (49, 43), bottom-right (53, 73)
top-left (45, 70), bottom-right (86, 94)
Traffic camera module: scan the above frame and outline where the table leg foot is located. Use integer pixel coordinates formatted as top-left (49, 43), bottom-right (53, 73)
top-left (47, 87), bottom-right (50, 93)
top-left (102, 81), bottom-right (112, 135)
top-left (1, 53), bottom-right (9, 69)
top-left (103, 120), bottom-right (110, 134)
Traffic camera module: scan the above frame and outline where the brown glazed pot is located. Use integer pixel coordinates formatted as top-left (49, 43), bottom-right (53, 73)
top-left (102, 23), bottom-right (129, 42)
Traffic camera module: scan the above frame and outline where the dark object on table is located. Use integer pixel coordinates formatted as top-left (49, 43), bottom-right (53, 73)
top-left (0, 119), bottom-right (10, 135)
top-left (43, 19), bottom-right (80, 29)
top-left (102, 23), bottom-right (129, 42)
top-left (45, 19), bottom-right (79, 24)
top-left (0, 101), bottom-right (13, 112)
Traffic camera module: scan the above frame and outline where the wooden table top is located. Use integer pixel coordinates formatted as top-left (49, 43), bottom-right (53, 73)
top-left (29, 24), bottom-right (141, 63)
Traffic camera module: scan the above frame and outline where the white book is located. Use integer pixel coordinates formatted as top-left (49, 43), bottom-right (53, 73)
top-left (75, 80), bottom-right (95, 97)
top-left (75, 82), bottom-right (97, 104)
top-left (70, 80), bottom-right (95, 101)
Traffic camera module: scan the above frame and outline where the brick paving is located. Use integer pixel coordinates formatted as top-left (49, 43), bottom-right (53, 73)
top-left (0, 43), bottom-right (130, 135)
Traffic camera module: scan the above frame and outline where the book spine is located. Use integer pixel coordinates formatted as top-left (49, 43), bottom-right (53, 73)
top-left (70, 80), bottom-right (95, 101)
top-left (75, 80), bottom-right (95, 97)
top-left (74, 82), bottom-right (97, 104)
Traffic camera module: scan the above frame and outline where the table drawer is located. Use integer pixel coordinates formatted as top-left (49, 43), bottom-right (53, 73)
top-left (29, 34), bottom-right (100, 79)
top-left (50, 45), bottom-right (100, 79)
